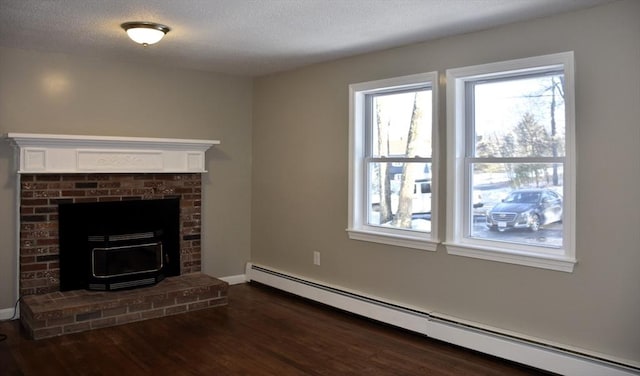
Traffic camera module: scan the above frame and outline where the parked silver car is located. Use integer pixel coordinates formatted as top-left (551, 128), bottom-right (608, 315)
top-left (486, 188), bottom-right (562, 232)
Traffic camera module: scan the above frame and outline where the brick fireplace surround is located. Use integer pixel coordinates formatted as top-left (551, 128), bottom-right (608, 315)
top-left (18, 173), bottom-right (228, 339)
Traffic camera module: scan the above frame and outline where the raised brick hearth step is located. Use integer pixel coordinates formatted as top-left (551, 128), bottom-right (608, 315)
top-left (20, 273), bottom-right (228, 340)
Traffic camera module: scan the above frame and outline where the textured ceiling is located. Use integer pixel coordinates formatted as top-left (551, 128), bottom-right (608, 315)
top-left (0, 0), bottom-right (615, 77)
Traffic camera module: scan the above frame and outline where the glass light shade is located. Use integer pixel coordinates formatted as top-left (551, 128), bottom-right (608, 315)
top-left (126, 28), bottom-right (165, 45)
top-left (121, 22), bottom-right (170, 46)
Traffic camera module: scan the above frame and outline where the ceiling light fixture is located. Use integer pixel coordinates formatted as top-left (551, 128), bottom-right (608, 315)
top-left (121, 22), bottom-right (170, 47)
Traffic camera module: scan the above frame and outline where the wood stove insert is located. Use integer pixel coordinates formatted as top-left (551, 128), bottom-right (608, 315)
top-left (58, 198), bottom-right (181, 291)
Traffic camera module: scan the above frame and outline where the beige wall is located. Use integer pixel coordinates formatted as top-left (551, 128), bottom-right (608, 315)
top-left (252, 0), bottom-right (640, 363)
top-left (0, 47), bottom-right (253, 308)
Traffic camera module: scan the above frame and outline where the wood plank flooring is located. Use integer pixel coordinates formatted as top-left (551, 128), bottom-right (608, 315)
top-left (0, 282), bottom-right (551, 375)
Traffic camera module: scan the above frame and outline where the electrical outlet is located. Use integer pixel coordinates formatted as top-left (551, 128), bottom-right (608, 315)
top-left (313, 251), bottom-right (321, 266)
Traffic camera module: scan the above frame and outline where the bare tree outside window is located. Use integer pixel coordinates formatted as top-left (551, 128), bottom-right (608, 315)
top-left (375, 103), bottom-right (393, 224)
top-left (394, 92), bottom-right (425, 228)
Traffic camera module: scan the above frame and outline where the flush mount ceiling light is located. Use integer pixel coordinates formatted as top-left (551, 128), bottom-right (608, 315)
top-left (120, 22), bottom-right (170, 47)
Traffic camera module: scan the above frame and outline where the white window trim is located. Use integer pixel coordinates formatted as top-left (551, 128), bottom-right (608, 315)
top-left (347, 72), bottom-right (439, 251)
top-left (445, 52), bottom-right (577, 272)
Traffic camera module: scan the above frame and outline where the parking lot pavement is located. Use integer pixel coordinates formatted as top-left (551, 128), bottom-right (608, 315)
top-left (472, 219), bottom-right (563, 248)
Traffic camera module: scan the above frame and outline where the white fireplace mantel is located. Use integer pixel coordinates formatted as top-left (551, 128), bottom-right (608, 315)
top-left (5, 133), bottom-right (220, 174)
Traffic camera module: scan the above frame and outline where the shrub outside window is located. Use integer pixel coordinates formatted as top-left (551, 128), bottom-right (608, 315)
top-left (348, 72), bottom-right (438, 251)
top-left (445, 52), bottom-right (576, 272)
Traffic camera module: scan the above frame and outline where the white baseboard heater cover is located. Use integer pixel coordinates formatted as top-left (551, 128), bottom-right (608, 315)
top-left (246, 263), bottom-right (639, 376)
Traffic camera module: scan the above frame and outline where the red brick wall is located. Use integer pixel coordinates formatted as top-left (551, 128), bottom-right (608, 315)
top-left (19, 173), bottom-right (202, 296)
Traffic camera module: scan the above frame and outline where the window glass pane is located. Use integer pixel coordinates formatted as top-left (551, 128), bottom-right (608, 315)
top-left (471, 162), bottom-right (563, 248)
top-left (371, 89), bottom-right (432, 158)
top-left (368, 162), bottom-right (432, 232)
top-left (473, 74), bottom-right (565, 158)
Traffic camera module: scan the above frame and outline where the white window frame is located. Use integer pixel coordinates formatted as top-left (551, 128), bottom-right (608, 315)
top-left (347, 72), bottom-right (439, 251)
top-left (445, 52), bottom-right (576, 272)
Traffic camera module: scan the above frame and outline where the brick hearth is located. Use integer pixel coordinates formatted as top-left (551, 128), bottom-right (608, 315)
top-left (20, 273), bottom-right (228, 340)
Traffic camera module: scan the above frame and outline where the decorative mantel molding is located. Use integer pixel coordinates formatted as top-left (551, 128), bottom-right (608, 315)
top-left (5, 133), bottom-right (220, 173)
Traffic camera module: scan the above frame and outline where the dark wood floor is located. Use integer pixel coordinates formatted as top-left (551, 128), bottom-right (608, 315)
top-left (0, 282), bottom-right (551, 375)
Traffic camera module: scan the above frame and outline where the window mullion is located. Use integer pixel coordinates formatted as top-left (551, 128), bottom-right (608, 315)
top-left (468, 157), bottom-right (565, 164)
top-left (368, 157), bottom-right (432, 163)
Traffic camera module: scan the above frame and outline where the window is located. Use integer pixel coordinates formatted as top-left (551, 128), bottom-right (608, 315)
top-left (445, 52), bottom-right (576, 271)
top-left (348, 72), bottom-right (438, 250)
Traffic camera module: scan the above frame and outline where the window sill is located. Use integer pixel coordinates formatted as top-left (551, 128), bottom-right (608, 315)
top-left (347, 228), bottom-right (438, 251)
top-left (444, 242), bottom-right (576, 272)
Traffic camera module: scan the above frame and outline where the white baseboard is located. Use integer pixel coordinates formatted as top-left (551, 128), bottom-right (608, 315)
top-left (218, 274), bottom-right (247, 285)
top-left (0, 307), bottom-right (17, 321)
top-left (246, 262), bottom-right (639, 376)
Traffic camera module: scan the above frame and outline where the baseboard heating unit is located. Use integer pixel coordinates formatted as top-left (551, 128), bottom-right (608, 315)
top-left (246, 263), bottom-right (639, 376)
